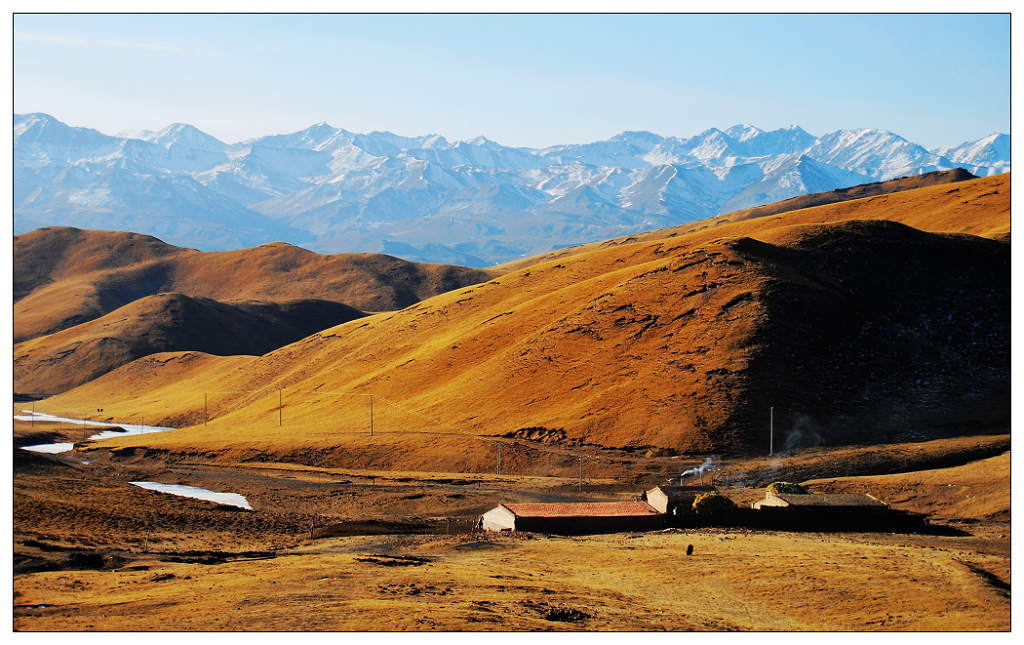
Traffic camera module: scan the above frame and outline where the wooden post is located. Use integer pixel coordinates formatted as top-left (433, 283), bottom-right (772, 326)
top-left (578, 456), bottom-right (583, 492)
top-left (497, 444), bottom-right (502, 475)
top-left (309, 514), bottom-right (316, 540)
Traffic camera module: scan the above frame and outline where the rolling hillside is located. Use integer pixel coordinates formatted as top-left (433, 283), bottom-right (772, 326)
top-left (497, 171), bottom-right (1008, 271)
top-left (14, 294), bottom-right (367, 396)
top-left (14, 228), bottom-right (495, 342)
top-left (36, 173), bottom-right (1009, 467)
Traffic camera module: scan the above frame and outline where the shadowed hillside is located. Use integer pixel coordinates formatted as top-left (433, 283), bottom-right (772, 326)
top-left (14, 228), bottom-right (496, 342)
top-left (13, 228), bottom-right (187, 301)
top-left (39, 174), bottom-right (1009, 466)
top-left (14, 294), bottom-right (367, 396)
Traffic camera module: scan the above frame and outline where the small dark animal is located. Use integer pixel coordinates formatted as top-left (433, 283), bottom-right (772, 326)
top-left (686, 544), bottom-right (694, 555)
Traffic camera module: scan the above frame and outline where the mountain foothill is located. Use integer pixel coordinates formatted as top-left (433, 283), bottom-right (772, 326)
top-left (13, 228), bottom-right (495, 396)
top-left (20, 171), bottom-right (1008, 467)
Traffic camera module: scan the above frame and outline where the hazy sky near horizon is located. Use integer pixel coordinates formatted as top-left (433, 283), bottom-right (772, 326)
top-left (14, 13), bottom-right (1010, 148)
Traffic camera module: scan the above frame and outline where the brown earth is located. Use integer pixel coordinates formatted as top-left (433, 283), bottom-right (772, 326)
top-left (17, 175), bottom-right (1009, 461)
top-left (805, 451), bottom-right (1010, 522)
top-left (14, 227), bottom-right (496, 342)
top-left (13, 293), bottom-right (367, 397)
top-left (37, 213), bottom-right (1008, 458)
top-left (13, 529), bottom-right (1009, 631)
top-left (12, 172), bottom-right (1011, 631)
top-left (496, 170), bottom-right (1008, 272)
top-left (13, 433), bottom-right (1009, 631)
top-left (717, 167), bottom-right (978, 221)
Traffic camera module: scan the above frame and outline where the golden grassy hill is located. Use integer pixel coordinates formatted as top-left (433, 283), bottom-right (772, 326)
top-left (13, 228), bottom-right (186, 301)
top-left (14, 227), bottom-right (495, 342)
top-left (14, 293), bottom-right (367, 397)
top-left (36, 173), bottom-right (1009, 466)
top-left (496, 171), bottom-right (1008, 271)
top-left (806, 450), bottom-right (1010, 522)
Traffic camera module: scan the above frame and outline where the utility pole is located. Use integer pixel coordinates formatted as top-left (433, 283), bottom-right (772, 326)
top-left (369, 394), bottom-right (374, 436)
top-left (769, 406), bottom-right (774, 456)
top-left (204, 393), bottom-right (208, 426)
top-left (578, 456), bottom-right (583, 492)
top-left (279, 389), bottom-right (283, 426)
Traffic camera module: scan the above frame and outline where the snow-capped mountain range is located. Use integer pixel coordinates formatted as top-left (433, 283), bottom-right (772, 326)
top-left (14, 113), bottom-right (1010, 266)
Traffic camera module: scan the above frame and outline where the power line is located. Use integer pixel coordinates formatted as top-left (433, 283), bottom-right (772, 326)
top-left (38, 385), bottom-right (708, 480)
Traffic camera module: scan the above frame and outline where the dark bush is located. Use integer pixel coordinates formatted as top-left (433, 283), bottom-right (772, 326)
top-left (767, 481), bottom-right (808, 495)
top-left (692, 492), bottom-right (737, 515)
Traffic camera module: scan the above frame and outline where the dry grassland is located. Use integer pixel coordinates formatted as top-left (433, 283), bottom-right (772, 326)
top-left (13, 173), bottom-right (1010, 631)
top-left (14, 526), bottom-right (1009, 631)
top-left (13, 432), bottom-right (1010, 631)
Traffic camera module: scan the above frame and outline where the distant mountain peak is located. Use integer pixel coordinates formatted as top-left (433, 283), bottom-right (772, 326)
top-left (15, 112), bottom-right (59, 124)
top-left (146, 122), bottom-right (226, 150)
top-left (13, 112), bottom-right (1010, 267)
top-left (725, 124), bottom-right (764, 141)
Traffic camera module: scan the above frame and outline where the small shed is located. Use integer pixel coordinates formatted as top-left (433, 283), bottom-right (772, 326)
top-left (643, 485), bottom-right (718, 515)
top-left (752, 491), bottom-right (887, 510)
top-left (478, 501), bottom-right (662, 534)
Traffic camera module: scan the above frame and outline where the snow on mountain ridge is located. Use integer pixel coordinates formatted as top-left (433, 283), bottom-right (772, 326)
top-left (13, 113), bottom-right (1010, 266)
top-left (935, 133), bottom-right (1010, 166)
top-left (144, 123), bottom-right (227, 151)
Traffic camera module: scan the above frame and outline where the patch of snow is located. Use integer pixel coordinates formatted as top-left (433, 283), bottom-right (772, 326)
top-left (15, 411), bottom-right (175, 454)
top-left (130, 482), bottom-right (253, 510)
top-left (21, 442), bottom-right (75, 454)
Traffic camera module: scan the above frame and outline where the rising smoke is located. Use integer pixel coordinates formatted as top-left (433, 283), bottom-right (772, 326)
top-left (783, 413), bottom-right (825, 452)
top-left (676, 456), bottom-right (721, 483)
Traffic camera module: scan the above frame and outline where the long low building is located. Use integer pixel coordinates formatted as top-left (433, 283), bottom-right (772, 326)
top-left (753, 491), bottom-right (888, 510)
top-left (747, 489), bottom-right (926, 530)
top-left (478, 501), bottom-right (663, 534)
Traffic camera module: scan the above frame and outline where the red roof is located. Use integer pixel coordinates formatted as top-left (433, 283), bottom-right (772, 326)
top-left (502, 502), bottom-right (659, 518)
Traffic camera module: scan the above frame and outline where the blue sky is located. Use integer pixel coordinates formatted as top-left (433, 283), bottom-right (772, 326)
top-left (13, 13), bottom-right (1010, 148)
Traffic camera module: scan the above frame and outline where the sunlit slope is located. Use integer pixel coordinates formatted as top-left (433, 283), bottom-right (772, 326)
top-left (14, 228), bottom-right (495, 341)
top-left (496, 172), bottom-right (1009, 272)
top-left (14, 293), bottom-right (367, 396)
top-left (807, 451), bottom-right (1010, 521)
top-left (45, 208), bottom-right (1008, 457)
top-left (710, 167), bottom-right (980, 226)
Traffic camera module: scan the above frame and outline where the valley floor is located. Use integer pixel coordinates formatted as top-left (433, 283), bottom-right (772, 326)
top-left (13, 526), bottom-right (1010, 631)
top-left (13, 425), bottom-right (1010, 631)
